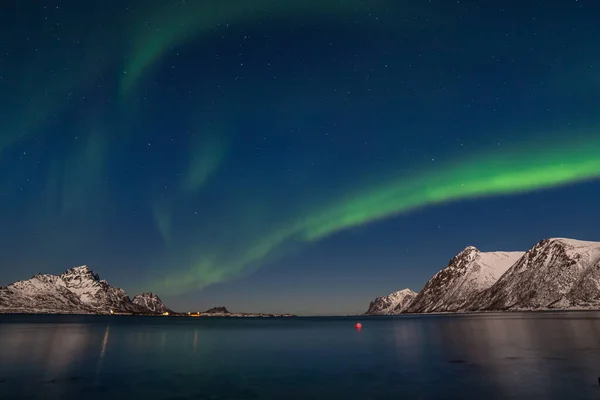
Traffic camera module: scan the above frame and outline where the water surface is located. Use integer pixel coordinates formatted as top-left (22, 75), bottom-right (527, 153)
top-left (1, 312), bottom-right (600, 399)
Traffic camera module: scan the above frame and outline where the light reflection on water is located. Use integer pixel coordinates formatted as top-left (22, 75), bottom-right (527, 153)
top-left (1, 313), bottom-right (600, 399)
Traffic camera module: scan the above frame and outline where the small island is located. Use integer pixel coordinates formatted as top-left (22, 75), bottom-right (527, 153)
top-left (175, 306), bottom-right (295, 318)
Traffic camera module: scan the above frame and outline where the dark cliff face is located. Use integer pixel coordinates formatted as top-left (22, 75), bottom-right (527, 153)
top-left (565, 259), bottom-right (600, 306)
top-left (407, 246), bottom-right (479, 313)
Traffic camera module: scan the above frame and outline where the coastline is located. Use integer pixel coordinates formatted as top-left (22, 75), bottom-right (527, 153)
top-left (362, 307), bottom-right (600, 317)
top-left (3, 308), bottom-right (600, 318)
top-left (0, 309), bottom-right (297, 317)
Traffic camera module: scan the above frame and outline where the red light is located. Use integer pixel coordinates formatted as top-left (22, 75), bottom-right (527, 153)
top-left (354, 322), bottom-right (362, 329)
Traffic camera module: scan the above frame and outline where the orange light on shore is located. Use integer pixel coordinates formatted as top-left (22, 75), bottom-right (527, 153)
top-left (162, 311), bottom-right (169, 316)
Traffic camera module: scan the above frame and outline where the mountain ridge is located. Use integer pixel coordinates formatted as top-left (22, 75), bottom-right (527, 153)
top-left (0, 265), bottom-right (167, 315)
top-left (406, 247), bottom-right (524, 313)
top-left (367, 237), bottom-right (600, 315)
top-left (365, 289), bottom-right (417, 315)
top-left (466, 238), bottom-right (600, 311)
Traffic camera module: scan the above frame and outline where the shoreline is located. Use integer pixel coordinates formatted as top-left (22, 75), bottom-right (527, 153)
top-left (0, 309), bottom-right (297, 317)
top-left (2, 308), bottom-right (600, 318)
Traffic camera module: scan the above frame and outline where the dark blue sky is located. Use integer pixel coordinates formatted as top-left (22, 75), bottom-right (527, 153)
top-left (1, 0), bottom-right (599, 315)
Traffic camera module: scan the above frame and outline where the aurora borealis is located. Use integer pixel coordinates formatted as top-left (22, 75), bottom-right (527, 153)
top-left (1, 1), bottom-right (599, 314)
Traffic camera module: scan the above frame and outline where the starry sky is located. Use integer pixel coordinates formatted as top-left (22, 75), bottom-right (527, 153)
top-left (1, 0), bottom-right (599, 315)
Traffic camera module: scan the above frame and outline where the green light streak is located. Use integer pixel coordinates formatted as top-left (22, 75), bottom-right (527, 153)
top-left (157, 229), bottom-right (292, 294)
top-left (299, 133), bottom-right (600, 240)
top-left (156, 131), bottom-right (600, 293)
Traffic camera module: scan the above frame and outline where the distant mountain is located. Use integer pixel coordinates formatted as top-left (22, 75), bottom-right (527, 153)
top-left (407, 247), bottom-right (524, 313)
top-left (365, 289), bottom-right (417, 315)
top-left (204, 306), bottom-right (230, 314)
top-left (466, 238), bottom-right (600, 311)
top-left (188, 306), bottom-right (294, 317)
top-left (132, 292), bottom-right (171, 314)
top-left (0, 265), bottom-right (168, 315)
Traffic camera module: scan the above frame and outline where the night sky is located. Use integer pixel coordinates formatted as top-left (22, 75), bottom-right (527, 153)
top-left (1, 1), bottom-right (599, 315)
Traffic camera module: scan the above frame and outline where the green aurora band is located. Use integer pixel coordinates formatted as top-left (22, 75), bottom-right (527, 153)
top-left (299, 134), bottom-right (600, 241)
top-left (157, 131), bottom-right (600, 293)
top-left (4, 1), bottom-right (597, 296)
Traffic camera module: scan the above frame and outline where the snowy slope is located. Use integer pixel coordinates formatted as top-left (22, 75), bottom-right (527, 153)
top-left (0, 266), bottom-right (168, 314)
top-left (365, 289), bottom-right (417, 315)
top-left (57, 266), bottom-right (139, 313)
top-left (1, 274), bottom-right (90, 313)
top-left (406, 246), bottom-right (524, 313)
top-left (466, 238), bottom-right (600, 310)
top-left (132, 292), bottom-right (170, 313)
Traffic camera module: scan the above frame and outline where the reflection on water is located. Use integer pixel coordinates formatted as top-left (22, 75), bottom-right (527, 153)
top-left (0, 323), bottom-right (93, 378)
top-left (193, 329), bottom-right (198, 353)
top-left (387, 313), bottom-right (600, 399)
top-left (1, 313), bottom-right (600, 399)
top-left (100, 325), bottom-right (110, 359)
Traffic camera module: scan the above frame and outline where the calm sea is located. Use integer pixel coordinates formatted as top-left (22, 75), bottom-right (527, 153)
top-left (1, 312), bottom-right (600, 399)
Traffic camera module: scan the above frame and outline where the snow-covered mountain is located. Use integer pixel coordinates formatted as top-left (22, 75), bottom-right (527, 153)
top-left (1, 273), bottom-right (90, 314)
top-left (132, 292), bottom-right (170, 313)
top-left (466, 238), bottom-right (600, 311)
top-left (365, 289), bottom-right (417, 315)
top-left (57, 266), bottom-right (140, 313)
top-left (407, 246), bottom-right (524, 313)
top-left (0, 265), bottom-right (168, 315)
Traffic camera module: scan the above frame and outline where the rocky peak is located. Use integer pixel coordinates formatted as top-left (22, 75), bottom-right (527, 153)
top-left (395, 288), bottom-right (416, 296)
top-left (450, 246), bottom-right (479, 268)
top-left (132, 292), bottom-right (170, 313)
top-left (406, 246), bottom-right (523, 313)
top-left (429, 246), bottom-right (480, 285)
top-left (60, 265), bottom-right (100, 282)
top-left (134, 292), bottom-right (156, 299)
top-left (70, 265), bottom-right (93, 273)
top-left (366, 289), bottom-right (418, 315)
top-left (52, 265), bottom-right (136, 313)
top-left (0, 265), bottom-right (173, 315)
top-left (466, 238), bottom-right (600, 310)
top-left (31, 274), bottom-right (59, 285)
top-left (512, 238), bottom-right (599, 276)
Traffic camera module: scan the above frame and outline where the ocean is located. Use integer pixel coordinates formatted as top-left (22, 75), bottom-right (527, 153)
top-left (1, 312), bottom-right (599, 399)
